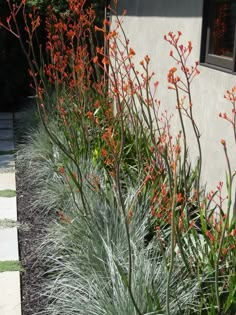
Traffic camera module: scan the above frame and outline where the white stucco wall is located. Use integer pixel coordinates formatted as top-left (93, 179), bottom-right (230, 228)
top-left (112, 1), bottom-right (236, 199)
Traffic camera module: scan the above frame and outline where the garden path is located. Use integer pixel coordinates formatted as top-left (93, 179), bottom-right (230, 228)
top-left (0, 112), bottom-right (21, 315)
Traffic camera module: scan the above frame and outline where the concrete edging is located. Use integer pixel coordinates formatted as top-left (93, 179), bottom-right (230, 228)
top-left (0, 112), bottom-right (21, 315)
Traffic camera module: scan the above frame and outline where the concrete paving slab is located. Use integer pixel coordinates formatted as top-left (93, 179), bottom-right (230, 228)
top-left (0, 167), bottom-right (15, 174)
top-left (0, 173), bottom-right (16, 190)
top-left (0, 155), bottom-right (15, 172)
top-left (0, 129), bottom-right (14, 140)
top-left (0, 271), bottom-right (21, 315)
top-left (0, 113), bottom-right (21, 314)
top-left (0, 113), bottom-right (13, 120)
top-left (0, 141), bottom-right (14, 151)
top-left (0, 197), bottom-right (17, 221)
top-left (0, 228), bottom-right (19, 261)
top-left (0, 120), bottom-right (13, 129)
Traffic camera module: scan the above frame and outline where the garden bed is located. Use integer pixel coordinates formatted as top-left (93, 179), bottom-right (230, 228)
top-left (16, 164), bottom-right (48, 315)
top-left (7, 0), bottom-right (236, 313)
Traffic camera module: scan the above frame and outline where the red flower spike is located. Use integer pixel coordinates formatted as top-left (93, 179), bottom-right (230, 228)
top-left (206, 230), bottom-right (215, 243)
top-left (230, 229), bottom-right (236, 237)
top-left (93, 56), bottom-right (98, 64)
top-left (87, 111), bottom-right (93, 119)
top-left (101, 148), bottom-right (108, 157)
top-left (154, 81), bottom-right (159, 88)
top-left (220, 139), bottom-right (226, 146)
top-left (129, 47), bottom-right (136, 57)
top-left (58, 166), bottom-right (65, 174)
top-left (144, 55), bottom-right (150, 64)
top-left (103, 19), bottom-right (110, 26)
top-left (102, 57), bottom-right (109, 65)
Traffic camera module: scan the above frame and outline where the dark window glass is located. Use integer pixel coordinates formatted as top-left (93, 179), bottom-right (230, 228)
top-left (209, 0), bottom-right (236, 59)
top-left (201, 0), bottom-right (236, 72)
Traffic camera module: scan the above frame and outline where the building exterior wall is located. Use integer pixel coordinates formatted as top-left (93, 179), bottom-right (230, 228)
top-left (112, 0), bottom-right (236, 195)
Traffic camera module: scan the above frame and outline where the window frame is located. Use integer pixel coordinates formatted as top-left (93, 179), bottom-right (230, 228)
top-left (200, 0), bottom-right (236, 73)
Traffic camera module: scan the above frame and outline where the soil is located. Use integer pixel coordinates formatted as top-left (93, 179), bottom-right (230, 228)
top-left (16, 167), bottom-right (48, 315)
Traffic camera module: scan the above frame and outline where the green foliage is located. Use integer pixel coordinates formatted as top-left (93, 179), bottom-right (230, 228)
top-left (0, 189), bottom-right (16, 197)
top-left (0, 260), bottom-right (22, 272)
top-left (26, 0), bottom-right (68, 13)
top-left (0, 219), bottom-right (17, 228)
top-left (26, 0), bottom-right (108, 21)
top-left (0, 150), bottom-right (15, 155)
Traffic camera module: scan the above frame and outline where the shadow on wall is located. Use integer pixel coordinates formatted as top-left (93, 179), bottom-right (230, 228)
top-left (116, 0), bottom-right (203, 17)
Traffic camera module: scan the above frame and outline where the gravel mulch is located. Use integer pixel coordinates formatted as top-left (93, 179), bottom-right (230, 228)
top-left (16, 167), bottom-right (48, 315)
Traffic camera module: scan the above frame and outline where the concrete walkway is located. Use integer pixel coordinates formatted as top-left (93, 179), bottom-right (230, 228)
top-left (0, 113), bottom-right (21, 315)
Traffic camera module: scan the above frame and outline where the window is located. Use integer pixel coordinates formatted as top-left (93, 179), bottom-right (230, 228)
top-left (201, 0), bottom-right (236, 72)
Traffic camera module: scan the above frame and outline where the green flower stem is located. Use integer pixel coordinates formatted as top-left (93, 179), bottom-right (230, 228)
top-left (215, 143), bottom-right (233, 313)
top-left (113, 99), bottom-right (142, 315)
top-left (175, 85), bottom-right (188, 211)
top-left (175, 227), bottom-right (192, 275)
top-left (176, 46), bottom-right (202, 207)
top-left (38, 106), bottom-right (90, 217)
top-left (166, 166), bottom-right (177, 315)
top-left (115, 168), bottom-right (142, 315)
